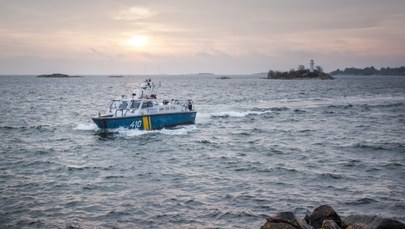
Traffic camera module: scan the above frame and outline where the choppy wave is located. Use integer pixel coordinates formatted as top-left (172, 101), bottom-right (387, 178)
top-left (352, 142), bottom-right (405, 151)
top-left (211, 110), bottom-right (271, 118)
top-left (67, 165), bottom-right (113, 171)
top-left (0, 125), bottom-right (55, 131)
top-left (327, 102), bottom-right (404, 110)
top-left (1, 75), bottom-right (405, 228)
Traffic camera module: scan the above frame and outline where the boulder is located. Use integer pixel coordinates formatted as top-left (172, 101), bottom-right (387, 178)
top-left (261, 212), bottom-right (312, 229)
top-left (261, 221), bottom-right (297, 229)
top-left (260, 205), bottom-right (404, 229)
top-left (304, 205), bottom-right (343, 229)
top-left (344, 215), bottom-right (405, 229)
top-left (321, 219), bottom-right (342, 229)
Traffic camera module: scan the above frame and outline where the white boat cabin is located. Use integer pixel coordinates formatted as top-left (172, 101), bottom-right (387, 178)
top-left (105, 98), bottom-right (193, 117)
top-left (100, 79), bottom-right (194, 118)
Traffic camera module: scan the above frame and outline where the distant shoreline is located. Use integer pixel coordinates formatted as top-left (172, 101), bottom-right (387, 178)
top-left (330, 66), bottom-right (405, 76)
top-left (37, 73), bottom-right (83, 78)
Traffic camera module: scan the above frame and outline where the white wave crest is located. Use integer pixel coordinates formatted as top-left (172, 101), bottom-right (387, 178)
top-left (74, 123), bottom-right (98, 131)
top-left (196, 112), bottom-right (212, 123)
top-left (116, 128), bottom-right (146, 137)
top-left (159, 125), bottom-right (197, 135)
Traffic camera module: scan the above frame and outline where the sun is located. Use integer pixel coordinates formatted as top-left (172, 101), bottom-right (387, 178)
top-left (126, 35), bottom-right (149, 48)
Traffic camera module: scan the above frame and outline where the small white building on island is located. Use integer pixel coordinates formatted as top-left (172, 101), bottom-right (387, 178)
top-left (310, 60), bottom-right (315, 72)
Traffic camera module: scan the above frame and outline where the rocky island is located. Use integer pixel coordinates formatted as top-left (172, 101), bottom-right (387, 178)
top-left (267, 60), bottom-right (334, 80)
top-left (267, 69), bottom-right (334, 80)
top-left (217, 76), bottom-right (231, 79)
top-left (37, 73), bottom-right (82, 78)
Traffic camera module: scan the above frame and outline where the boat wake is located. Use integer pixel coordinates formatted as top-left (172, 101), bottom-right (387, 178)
top-left (195, 103), bottom-right (273, 122)
top-left (116, 125), bottom-right (197, 137)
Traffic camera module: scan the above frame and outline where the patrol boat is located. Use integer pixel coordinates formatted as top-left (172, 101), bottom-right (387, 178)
top-left (92, 79), bottom-right (196, 130)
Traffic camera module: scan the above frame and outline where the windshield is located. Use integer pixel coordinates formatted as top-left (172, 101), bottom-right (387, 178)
top-left (118, 101), bottom-right (128, 110)
top-left (130, 100), bottom-right (141, 109)
top-left (109, 100), bottom-right (120, 111)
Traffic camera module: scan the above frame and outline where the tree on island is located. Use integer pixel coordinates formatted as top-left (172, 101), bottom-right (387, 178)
top-left (298, 65), bottom-right (305, 71)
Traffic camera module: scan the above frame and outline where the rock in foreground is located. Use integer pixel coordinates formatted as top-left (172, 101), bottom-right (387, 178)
top-left (344, 215), bottom-right (405, 229)
top-left (304, 205), bottom-right (343, 228)
top-left (261, 205), bottom-right (405, 229)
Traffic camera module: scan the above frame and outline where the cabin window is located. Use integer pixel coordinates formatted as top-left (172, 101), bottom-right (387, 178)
top-left (109, 101), bottom-right (120, 111)
top-left (118, 101), bottom-right (128, 110)
top-left (130, 100), bottom-right (141, 109)
top-left (141, 101), bottom-right (153, 108)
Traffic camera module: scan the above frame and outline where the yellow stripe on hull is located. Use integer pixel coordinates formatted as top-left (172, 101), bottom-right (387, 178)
top-left (142, 116), bottom-right (150, 130)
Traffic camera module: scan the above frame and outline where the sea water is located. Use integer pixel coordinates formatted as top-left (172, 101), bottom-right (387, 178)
top-left (0, 75), bottom-right (404, 228)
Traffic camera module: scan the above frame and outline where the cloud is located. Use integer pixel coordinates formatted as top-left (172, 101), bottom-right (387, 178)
top-left (113, 7), bottom-right (157, 21)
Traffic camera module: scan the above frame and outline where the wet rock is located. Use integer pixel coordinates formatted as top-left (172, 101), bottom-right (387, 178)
top-left (261, 212), bottom-right (312, 229)
top-left (260, 205), bottom-right (404, 229)
top-left (261, 221), bottom-right (297, 229)
top-left (304, 205), bottom-right (343, 229)
top-left (321, 219), bottom-right (342, 229)
top-left (344, 215), bottom-right (405, 229)
top-left (345, 225), bottom-right (366, 229)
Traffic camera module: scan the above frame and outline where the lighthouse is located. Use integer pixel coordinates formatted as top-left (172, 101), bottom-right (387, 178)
top-left (310, 60), bottom-right (315, 72)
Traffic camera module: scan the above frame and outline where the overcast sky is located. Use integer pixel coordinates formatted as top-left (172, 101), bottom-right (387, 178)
top-left (0, 0), bottom-right (404, 75)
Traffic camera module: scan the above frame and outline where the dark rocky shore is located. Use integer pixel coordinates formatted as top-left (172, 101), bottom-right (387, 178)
top-left (37, 73), bottom-right (82, 78)
top-left (261, 205), bottom-right (405, 229)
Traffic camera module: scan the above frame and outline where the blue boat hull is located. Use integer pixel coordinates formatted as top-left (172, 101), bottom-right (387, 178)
top-left (92, 112), bottom-right (196, 130)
